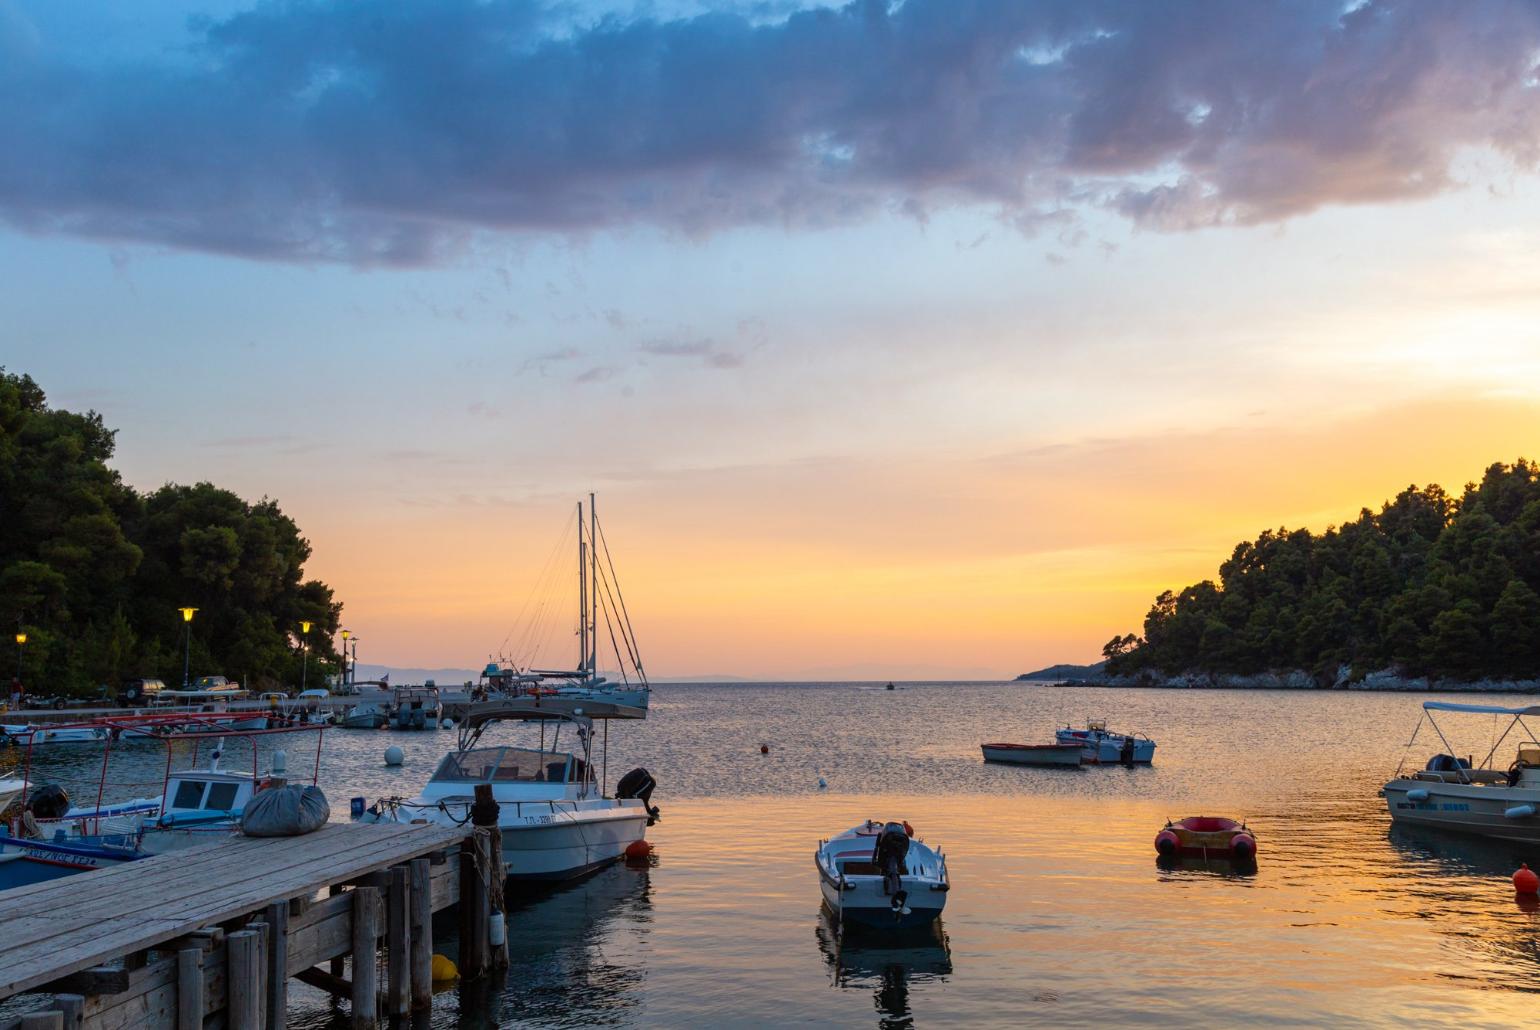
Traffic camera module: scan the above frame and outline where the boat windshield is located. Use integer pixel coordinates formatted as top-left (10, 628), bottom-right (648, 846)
top-left (431, 747), bottom-right (570, 784)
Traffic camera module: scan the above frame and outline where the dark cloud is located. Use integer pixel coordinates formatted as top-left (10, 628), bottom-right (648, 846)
top-left (2, 0), bottom-right (1538, 263)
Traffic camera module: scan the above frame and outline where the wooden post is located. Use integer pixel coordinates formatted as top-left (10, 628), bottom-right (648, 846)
top-left (409, 857), bottom-right (433, 1012)
top-left (458, 833), bottom-right (490, 979)
top-left (387, 865), bottom-right (411, 1017)
top-left (487, 829), bottom-right (509, 969)
top-left (18, 1013), bottom-right (61, 1030)
top-left (351, 886), bottom-right (382, 1030)
top-left (178, 947), bottom-right (205, 1030)
top-left (53, 995), bottom-right (83, 1030)
top-left (328, 883), bottom-right (346, 979)
top-left (265, 901), bottom-right (289, 1030)
top-left (252, 920), bottom-right (270, 1029)
top-left (228, 929), bottom-right (262, 1030)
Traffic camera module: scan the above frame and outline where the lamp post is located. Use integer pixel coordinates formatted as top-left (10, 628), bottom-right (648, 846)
top-left (340, 629), bottom-right (350, 687)
top-left (299, 620), bottom-right (312, 692)
top-left (13, 630), bottom-right (25, 704)
top-left (178, 607), bottom-right (198, 689)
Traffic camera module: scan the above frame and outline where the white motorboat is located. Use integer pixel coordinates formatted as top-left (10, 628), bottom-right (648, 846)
top-left (1384, 701), bottom-right (1540, 843)
top-left (980, 742), bottom-right (1084, 766)
top-left (817, 820), bottom-right (949, 930)
top-left (1056, 720), bottom-right (1156, 764)
top-left (357, 698), bottom-right (658, 881)
top-left (1, 724), bottom-right (110, 746)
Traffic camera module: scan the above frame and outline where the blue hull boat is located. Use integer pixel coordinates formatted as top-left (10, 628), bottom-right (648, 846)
top-left (0, 834), bottom-right (145, 889)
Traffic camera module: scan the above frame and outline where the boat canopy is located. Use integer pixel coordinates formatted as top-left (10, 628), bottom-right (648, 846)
top-left (1423, 701), bottom-right (1540, 716)
top-left (461, 698), bottom-right (646, 730)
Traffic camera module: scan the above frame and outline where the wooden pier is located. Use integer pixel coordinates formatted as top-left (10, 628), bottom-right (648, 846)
top-left (0, 822), bottom-right (510, 1029)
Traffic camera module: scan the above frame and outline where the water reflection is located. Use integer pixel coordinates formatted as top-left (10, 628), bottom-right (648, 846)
top-left (471, 864), bottom-right (654, 1029)
top-left (815, 905), bottom-right (952, 1029)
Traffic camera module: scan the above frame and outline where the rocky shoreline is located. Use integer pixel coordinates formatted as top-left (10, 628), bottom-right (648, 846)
top-left (1058, 668), bottom-right (1540, 692)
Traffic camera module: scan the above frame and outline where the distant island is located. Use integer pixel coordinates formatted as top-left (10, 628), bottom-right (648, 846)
top-left (1014, 662), bottom-right (1105, 682)
top-left (1085, 458), bottom-right (1540, 692)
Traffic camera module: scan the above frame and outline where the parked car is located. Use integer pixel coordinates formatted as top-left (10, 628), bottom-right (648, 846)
top-left (118, 678), bottom-right (167, 707)
top-left (193, 675), bottom-right (241, 693)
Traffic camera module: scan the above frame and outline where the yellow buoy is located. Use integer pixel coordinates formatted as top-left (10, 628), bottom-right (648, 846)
top-left (431, 954), bottom-right (459, 982)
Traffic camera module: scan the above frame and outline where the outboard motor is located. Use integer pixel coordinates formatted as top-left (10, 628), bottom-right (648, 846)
top-left (28, 784), bottom-right (70, 820)
top-left (615, 768), bottom-right (660, 820)
top-left (873, 821), bottom-right (911, 911)
top-left (1119, 735), bottom-right (1136, 766)
top-left (1426, 754), bottom-right (1471, 773)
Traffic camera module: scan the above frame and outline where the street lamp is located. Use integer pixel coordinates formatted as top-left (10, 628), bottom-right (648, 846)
top-left (13, 630), bottom-right (25, 701)
top-left (299, 620), bottom-right (312, 692)
top-left (340, 629), bottom-right (350, 686)
top-left (179, 607), bottom-right (198, 689)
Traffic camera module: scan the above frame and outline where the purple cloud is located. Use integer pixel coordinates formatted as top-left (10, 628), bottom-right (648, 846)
top-left (2, 0), bottom-right (1538, 264)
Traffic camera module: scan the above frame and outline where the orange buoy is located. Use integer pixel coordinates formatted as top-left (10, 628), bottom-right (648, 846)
top-left (625, 840), bottom-right (653, 862)
top-left (1515, 863), bottom-right (1539, 895)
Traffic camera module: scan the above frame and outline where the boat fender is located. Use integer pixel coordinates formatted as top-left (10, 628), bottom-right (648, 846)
top-left (1230, 833), bottom-right (1256, 861)
top-left (1406, 788), bottom-right (1430, 802)
top-left (1505, 804), bottom-right (1537, 820)
top-left (431, 954), bottom-right (459, 982)
top-left (625, 839), bottom-right (653, 862)
top-left (489, 912), bottom-right (506, 947)
top-left (1515, 863), bottom-right (1540, 895)
top-left (1154, 828), bottom-right (1179, 857)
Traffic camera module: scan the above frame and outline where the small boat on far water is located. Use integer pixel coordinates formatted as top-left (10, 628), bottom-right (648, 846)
top-left (980, 742), bottom-right (1083, 767)
top-left (1057, 720), bottom-right (1156, 764)
top-left (817, 820), bottom-right (949, 930)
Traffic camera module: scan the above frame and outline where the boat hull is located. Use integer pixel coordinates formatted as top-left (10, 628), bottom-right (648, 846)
top-left (498, 804), bottom-right (650, 880)
top-left (1384, 778), bottom-right (1540, 843)
top-left (981, 743), bottom-right (1082, 766)
top-left (0, 835), bottom-right (143, 889)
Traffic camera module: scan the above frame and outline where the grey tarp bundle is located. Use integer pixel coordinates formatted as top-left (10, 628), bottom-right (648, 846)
top-left (240, 784), bottom-right (330, 837)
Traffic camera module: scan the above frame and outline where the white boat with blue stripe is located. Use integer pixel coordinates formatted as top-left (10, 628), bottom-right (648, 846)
top-left (817, 820), bottom-right (949, 930)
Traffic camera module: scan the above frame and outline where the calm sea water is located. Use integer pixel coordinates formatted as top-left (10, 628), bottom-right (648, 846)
top-left (8, 682), bottom-right (1540, 1028)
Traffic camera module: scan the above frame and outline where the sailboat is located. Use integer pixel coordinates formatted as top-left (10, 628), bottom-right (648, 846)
top-left (482, 494), bottom-right (651, 711)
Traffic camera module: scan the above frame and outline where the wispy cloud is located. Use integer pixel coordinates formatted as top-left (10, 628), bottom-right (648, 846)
top-left (3, 1), bottom-right (1538, 263)
top-left (640, 337), bottom-right (744, 370)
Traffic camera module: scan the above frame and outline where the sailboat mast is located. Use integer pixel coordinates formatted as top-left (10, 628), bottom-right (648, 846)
top-left (589, 491), bottom-right (598, 680)
top-left (577, 501), bottom-right (588, 676)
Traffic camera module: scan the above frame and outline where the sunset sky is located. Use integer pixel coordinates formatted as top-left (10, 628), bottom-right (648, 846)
top-left (5, 0), bottom-right (1540, 678)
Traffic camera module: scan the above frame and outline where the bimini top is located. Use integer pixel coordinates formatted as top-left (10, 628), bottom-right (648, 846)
top-left (460, 698), bottom-right (647, 730)
top-left (1424, 701), bottom-right (1540, 717)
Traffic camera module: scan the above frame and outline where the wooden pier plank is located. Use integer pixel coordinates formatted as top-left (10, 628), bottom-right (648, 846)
top-left (0, 824), bottom-right (466, 1001)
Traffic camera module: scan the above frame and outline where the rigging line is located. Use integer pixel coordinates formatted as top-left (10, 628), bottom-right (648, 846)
top-left (594, 550), bottom-right (639, 675)
top-left (510, 512), bottom-right (578, 669)
top-left (595, 519), bottom-right (646, 680)
top-left (597, 579), bottom-right (630, 685)
top-left (500, 512), bottom-right (576, 660)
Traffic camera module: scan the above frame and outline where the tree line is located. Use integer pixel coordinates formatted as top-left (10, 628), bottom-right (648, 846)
top-left (1103, 459), bottom-right (1540, 683)
top-left (1, 369), bottom-right (344, 696)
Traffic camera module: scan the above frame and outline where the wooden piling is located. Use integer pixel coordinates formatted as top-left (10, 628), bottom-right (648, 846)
top-left (227, 929), bottom-right (262, 1030)
top-left (409, 858), bottom-right (433, 1012)
top-left (350, 886), bottom-right (382, 1030)
top-left (52, 995), bottom-right (82, 1030)
top-left (487, 829), bottom-right (509, 969)
top-left (458, 832), bottom-right (490, 979)
top-left (328, 883), bottom-right (346, 980)
top-left (264, 901), bottom-right (288, 1030)
top-left (177, 948), bottom-right (205, 1030)
top-left (17, 1013), bottom-right (61, 1030)
top-left (387, 865), bottom-right (411, 1017)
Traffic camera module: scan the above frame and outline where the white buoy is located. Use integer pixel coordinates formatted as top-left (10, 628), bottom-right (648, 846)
top-left (441, 718), bottom-right (454, 729)
top-left (384, 745), bottom-right (404, 767)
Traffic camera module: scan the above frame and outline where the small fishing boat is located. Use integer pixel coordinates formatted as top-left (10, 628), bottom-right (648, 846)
top-left (338, 701), bottom-right (389, 729)
top-left (1, 724), bottom-right (110, 747)
top-left (0, 713), bottom-right (325, 888)
top-left (1154, 816), bottom-right (1257, 862)
top-left (816, 820), bottom-right (949, 930)
top-left (1056, 720), bottom-right (1156, 764)
top-left (357, 697), bottom-right (657, 880)
top-left (387, 685), bottom-right (442, 731)
top-left (980, 742), bottom-right (1083, 766)
top-left (1384, 701), bottom-right (1540, 843)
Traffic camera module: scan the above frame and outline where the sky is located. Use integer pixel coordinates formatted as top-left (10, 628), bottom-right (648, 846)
top-left (4, 0), bottom-right (1540, 679)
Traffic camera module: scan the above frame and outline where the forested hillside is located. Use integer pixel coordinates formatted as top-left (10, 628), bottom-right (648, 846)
top-left (0, 369), bottom-right (343, 695)
top-left (1104, 460), bottom-right (1540, 684)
